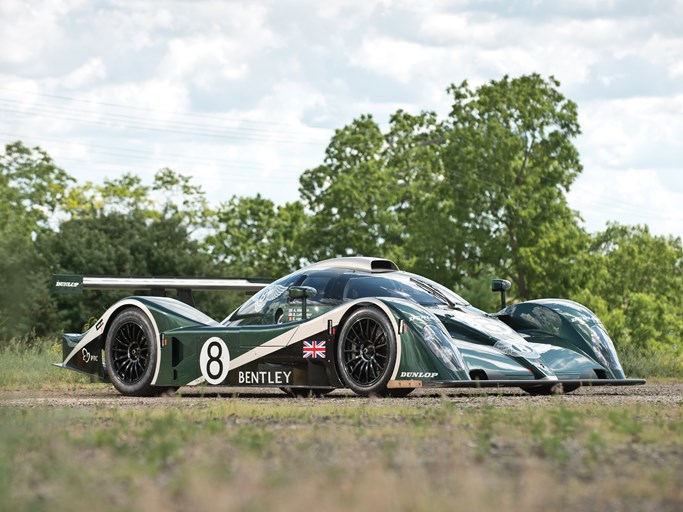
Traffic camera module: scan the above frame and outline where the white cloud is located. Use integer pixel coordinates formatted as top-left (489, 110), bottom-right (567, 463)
top-left (573, 93), bottom-right (683, 237)
top-left (579, 95), bottom-right (683, 170)
top-left (569, 167), bottom-right (683, 237)
top-left (156, 37), bottom-right (249, 87)
top-left (0, 0), bottom-right (85, 64)
top-left (349, 37), bottom-right (439, 84)
top-left (61, 58), bottom-right (107, 89)
top-left (1, 0), bottom-right (683, 239)
top-left (629, 33), bottom-right (683, 79)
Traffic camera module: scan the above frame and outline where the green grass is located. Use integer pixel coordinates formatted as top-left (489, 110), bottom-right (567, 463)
top-left (1, 341), bottom-right (682, 511)
top-left (0, 339), bottom-right (89, 390)
top-left (619, 344), bottom-right (683, 378)
top-left (0, 399), bottom-right (682, 512)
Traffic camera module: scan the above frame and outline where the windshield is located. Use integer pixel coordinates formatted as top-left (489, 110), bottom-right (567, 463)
top-left (342, 272), bottom-right (469, 307)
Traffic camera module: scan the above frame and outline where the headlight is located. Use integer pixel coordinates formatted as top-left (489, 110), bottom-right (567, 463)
top-left (422, 323), bottom-right (468, 373)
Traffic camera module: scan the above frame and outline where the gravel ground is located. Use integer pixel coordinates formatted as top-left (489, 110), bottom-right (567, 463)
top-left (1, 381), bottom-right (681, 409)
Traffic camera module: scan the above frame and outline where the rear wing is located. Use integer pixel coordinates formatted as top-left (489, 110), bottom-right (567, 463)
top-left (51, 274), bottom-right (271, 306)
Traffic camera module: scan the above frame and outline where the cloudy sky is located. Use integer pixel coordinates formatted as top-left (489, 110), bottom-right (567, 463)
top-left (2, 0), bottom-right (682, 238)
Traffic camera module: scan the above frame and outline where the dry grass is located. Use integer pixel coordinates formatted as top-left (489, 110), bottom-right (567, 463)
top-left (1, 396), bottom-right (682, 512)
top-left (1, 343), bottom-right (682, 511)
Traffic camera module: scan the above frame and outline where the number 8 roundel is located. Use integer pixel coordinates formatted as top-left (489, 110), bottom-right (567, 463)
top-left (199, 337), bottom-right (230, 385)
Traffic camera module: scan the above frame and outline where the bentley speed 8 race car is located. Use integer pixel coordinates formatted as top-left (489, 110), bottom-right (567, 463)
top-left (53, 257), bottom-right (644, 397)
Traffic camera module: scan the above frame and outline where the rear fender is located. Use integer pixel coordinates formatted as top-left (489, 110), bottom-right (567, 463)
top-left (60, 299), bottom-right (162, 383)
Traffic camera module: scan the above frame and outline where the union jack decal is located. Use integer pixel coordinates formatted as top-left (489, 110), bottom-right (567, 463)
top-left (303, 340), bottom-right (326, 359)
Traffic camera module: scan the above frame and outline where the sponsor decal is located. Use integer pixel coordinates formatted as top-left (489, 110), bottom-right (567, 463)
top-left (52, 275), bottom-right (83, 294)
top-left (288, 308), bottom-right (303, 322)
top-left (238, 370), bottom-right (292, 385)
top-left (400, 371), bottom-right (438, 379)
top-left (81, 347), bottom-right (98, 364)
top-left (407, 313), bottom-right (435, 326)
top-left (199, 337), bottom-right (231, 385)
top-left (303, 340), bottom-right (326, 359)
top-left (55, 281), bottom-right (80, 287)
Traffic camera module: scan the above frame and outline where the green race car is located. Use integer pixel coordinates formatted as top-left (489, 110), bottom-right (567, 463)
top-left (54, 257), bottom-right (644, 397)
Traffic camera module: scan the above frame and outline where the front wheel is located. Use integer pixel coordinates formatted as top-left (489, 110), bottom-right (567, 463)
top-left (105, 307), bottom-right (159, 396)
top-left (336, 307), bottom-right (397, 396)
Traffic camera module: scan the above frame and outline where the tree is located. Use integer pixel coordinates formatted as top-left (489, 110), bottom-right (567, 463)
top-left (41, 168), bottom-right (218, 332)
top-left (39, 210), bottom-right (216, 332)
top-left (152, 167), bottom-right (210, 231)
top-left (298, 111), bottom-right (449, 269)
top-left (297, 75), bottom-right (587, 301)
top-left (299, 115), bottom-right (393, 260)
top-left (440, 74), bottom-right (587, 300)
top-left (0, 142), bottom-right (73, 340)
top-left (571, 224), bottom-right (683, 352)
top-left (0, 141), bottom-right (73, 235)
top-left (207, 195), bottom-right (306, 278)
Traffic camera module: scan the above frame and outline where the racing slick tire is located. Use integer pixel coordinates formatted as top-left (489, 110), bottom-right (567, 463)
top-left (336, 307), bottom-right (397, 397)
top-left (105, 307), bottom-right (160, 397)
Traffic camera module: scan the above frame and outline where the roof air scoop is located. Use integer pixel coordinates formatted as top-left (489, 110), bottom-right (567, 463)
top-left (370, 259), bottom-right (399, 272)
top-left (302, 257), bottom-right (399, 273)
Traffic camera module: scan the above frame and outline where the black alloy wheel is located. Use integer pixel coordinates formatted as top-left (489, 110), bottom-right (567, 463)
top-left (336, 307), bottom-right (397, 396)
top-left (111, 321), bottom-right (149, 384)
top-left (105, 307), bottom-right (160, 396)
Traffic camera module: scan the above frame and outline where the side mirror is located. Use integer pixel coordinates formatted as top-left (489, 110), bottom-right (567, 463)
top-left (288, 286), bottom-right (316, 299)
top-left (288, 286), bottom-right (317, 320)
top-left (491, 279), bottom-right (511, 309)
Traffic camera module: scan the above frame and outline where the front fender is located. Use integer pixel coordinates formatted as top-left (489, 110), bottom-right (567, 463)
top-left (380, 298), bottom-right (471, 382)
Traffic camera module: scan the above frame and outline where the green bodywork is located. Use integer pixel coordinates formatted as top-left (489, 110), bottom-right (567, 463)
top-left (57, 262), bottom-right (635, 394)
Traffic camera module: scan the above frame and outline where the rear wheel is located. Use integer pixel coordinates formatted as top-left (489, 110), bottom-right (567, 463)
top-left (105, 308), bottom-right (159, 396)
top-left (336, 307), bottom-right (397, 396)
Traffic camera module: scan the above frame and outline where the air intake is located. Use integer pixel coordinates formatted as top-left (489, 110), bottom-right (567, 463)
top-left (302, 257), bottom-right (399, 273)
top-left (371, 259), bottom-right (399, 271)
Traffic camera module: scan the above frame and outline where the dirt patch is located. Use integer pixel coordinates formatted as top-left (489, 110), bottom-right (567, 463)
top-left (1, 381), bottom-right (680, 409)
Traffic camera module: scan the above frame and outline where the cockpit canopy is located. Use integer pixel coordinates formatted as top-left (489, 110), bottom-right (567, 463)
top-left (225, 268), bottom-right (468, 326)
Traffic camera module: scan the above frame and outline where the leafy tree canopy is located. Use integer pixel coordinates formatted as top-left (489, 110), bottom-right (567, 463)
top-left (1, 141), bottom-right (73, 236)
top-left (207, 195), bottom-right (306, 278)
top-left (298, 75), bottom-right (587, 300)
top-left (1, 75), bottom-right (681, 367)
top-left (572, 224), bottom-right (683, 352)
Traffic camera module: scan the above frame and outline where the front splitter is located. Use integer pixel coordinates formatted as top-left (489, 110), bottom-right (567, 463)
top-left (388, 378), bottom-right (645, 389)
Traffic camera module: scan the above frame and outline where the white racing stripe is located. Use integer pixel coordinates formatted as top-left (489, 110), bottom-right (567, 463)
top-left (187, 298), bottom-right (403, 386)
top-left (67, 297), bottom-right (403, 388)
